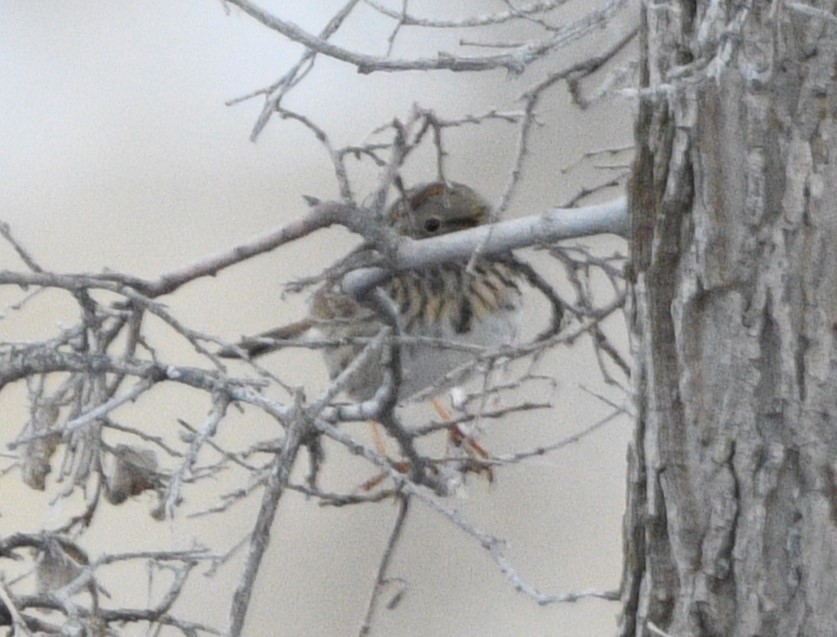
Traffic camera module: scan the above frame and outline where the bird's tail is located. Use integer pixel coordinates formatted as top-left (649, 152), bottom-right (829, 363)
top-left (217, 319), bottom-right (315, 359)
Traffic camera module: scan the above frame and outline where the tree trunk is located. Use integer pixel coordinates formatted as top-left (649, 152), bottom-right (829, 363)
top-left (620, 3), bottom-right (837, 636)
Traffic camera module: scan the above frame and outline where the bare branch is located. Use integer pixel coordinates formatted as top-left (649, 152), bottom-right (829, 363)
top-left (0, 221), bottom-right (43, 273)
top-left (227, 410), bottom-right (311, 637)
top-left (358, 495), bottom-right (410, 636)
top-left (362, 0), bottom-right (570, 29)
top-left (225, 0), bottom-right (629, 75)
top-left (343, 198), bottom-right (628, 298)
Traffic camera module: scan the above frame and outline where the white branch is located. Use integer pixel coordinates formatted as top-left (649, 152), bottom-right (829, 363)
top-left (344, 197), bottom-right (628, 297)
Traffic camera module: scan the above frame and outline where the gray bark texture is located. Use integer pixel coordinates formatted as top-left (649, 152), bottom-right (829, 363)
top-left (620, 2), bottom-right (837, 636)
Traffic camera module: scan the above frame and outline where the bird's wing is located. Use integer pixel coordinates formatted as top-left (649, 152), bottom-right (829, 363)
top-left (494, 253), bottom-right (566, 341)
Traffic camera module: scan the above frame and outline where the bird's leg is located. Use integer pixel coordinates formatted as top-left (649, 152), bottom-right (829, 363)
top-left (369, 421), bottom-right (388, 456)
top-left (356, 422), bottom-right (410, 493)
top-left (431, 398), bottom-right (493, 481)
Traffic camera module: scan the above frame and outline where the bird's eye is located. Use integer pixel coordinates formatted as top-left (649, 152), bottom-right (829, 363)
top-left (423, 217), bottom-right (442, 233)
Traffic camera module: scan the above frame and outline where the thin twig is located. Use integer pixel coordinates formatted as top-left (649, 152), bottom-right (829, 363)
top-left (0, 220), bottom-right (43, 272)
top-left (0, 579), bottom-right (33, 637)
top-left (358, 495), bottom-right (411, 636)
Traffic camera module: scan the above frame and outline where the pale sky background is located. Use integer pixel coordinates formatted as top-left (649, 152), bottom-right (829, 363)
top-left (0, 2), bottom-right (635, 636)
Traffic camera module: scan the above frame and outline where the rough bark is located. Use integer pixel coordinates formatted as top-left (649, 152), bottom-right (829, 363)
top-left (621, 2), bottom-right (837, 636)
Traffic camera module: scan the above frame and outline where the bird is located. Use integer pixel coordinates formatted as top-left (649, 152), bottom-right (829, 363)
top-left (219, 182), bottom-right (563, 403)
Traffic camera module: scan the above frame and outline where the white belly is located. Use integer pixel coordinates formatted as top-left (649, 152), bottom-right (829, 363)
top-left (398, 303), bottom-right (521, 400)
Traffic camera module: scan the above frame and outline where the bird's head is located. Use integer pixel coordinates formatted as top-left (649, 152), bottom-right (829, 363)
top-left (390, 182), bottom-right (490, 239)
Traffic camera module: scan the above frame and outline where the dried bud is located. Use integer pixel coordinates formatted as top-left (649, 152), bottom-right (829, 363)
top-left (35, 542), bottom-right (86, 595)
top-left (102, 444), bottom-right (159, 505)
